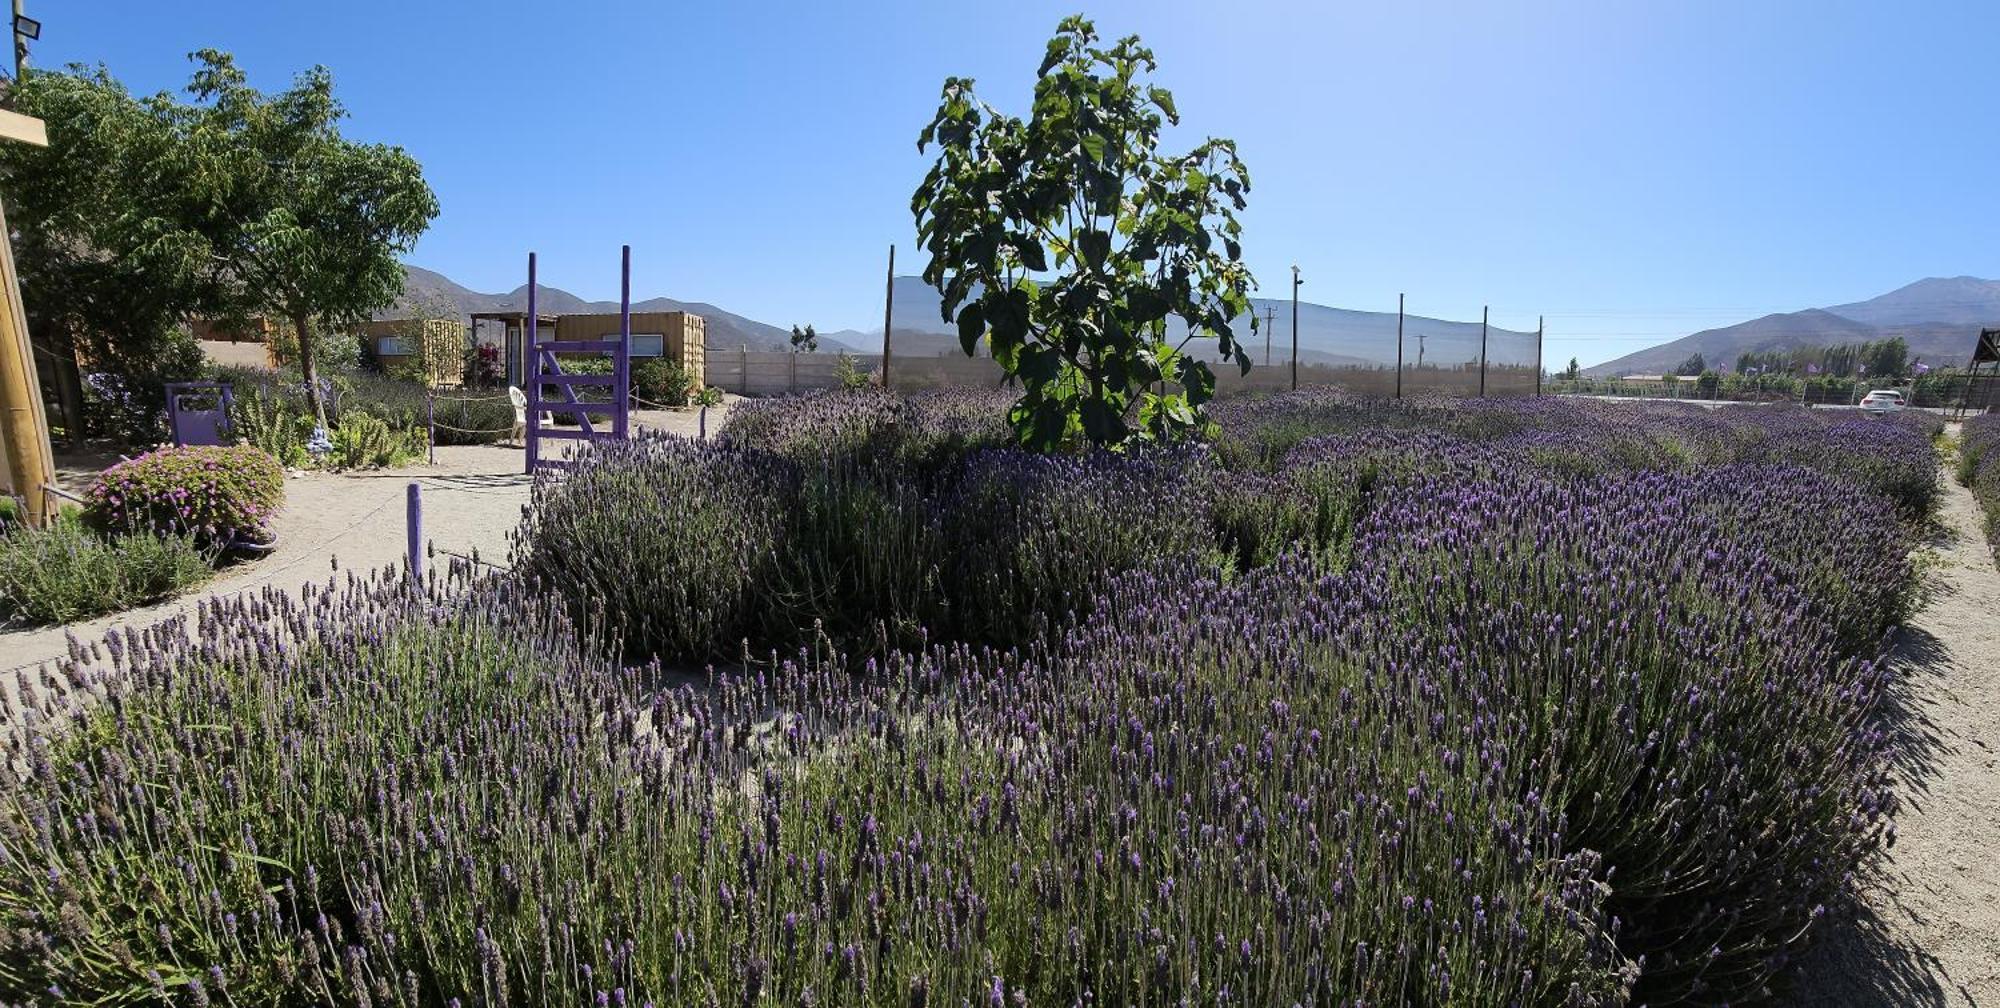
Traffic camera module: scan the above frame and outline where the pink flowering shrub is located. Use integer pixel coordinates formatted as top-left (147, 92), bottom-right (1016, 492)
top-left (85, 444), bottom-right (285, 545)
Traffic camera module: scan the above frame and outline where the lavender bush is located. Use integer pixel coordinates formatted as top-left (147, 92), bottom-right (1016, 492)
top-left (2, 393), bottom-right (1938, 1006)
top-left (512, 434), bottom-right (793, 662)
top-left (1962, 411), bottom-right (2000, 559)
top-left (0, 518), bottom-right (210, 626)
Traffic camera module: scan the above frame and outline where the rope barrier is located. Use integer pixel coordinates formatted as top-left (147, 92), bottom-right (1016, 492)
top-left (430, 421), bottom-right (517, 435)
top-left (427, 391), bottom-right (512, 404)
top-left (631, 395), bottom-right (692, 410)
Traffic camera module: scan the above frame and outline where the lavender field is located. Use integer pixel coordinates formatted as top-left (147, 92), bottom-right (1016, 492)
top-left (0, 391), bottom-right (1945, 1006)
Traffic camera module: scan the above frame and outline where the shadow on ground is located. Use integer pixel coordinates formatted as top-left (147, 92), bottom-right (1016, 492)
top-left (1787, 623), bottom-right (1962, 1007)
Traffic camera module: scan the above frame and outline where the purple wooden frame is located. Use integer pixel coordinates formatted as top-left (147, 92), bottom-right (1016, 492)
top-left (165, 381), bottom-right (235, 447)
top-left (525, 247), bottom-right (632, 473)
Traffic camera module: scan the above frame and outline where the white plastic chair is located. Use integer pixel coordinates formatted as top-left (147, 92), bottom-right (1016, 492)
top-left (508, 385), bottom-right (555, 445)
top-left (508, 386), bottom-right (527, 444)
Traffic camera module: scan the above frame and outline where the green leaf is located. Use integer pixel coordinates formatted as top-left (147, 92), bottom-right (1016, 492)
top-left (956, 302), bottom-right (986, 357)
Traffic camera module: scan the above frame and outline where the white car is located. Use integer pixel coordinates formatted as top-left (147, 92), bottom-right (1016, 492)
top-left (1858, 389), bottom-right (1906, 414)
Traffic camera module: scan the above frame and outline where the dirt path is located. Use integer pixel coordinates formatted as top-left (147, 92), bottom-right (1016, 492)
top-left (1795, 454), bottom-right (2000, 1006)
top-left (0, 401), bottom-right (733, 678)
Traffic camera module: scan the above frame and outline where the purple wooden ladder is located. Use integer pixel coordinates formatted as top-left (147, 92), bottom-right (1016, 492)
top-left (525, 246), bottom-right (633, 473)
top-left (165, 382), bottom-right (235, 447)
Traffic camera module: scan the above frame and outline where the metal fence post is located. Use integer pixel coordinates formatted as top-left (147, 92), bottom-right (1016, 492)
top-left (741, 344), bottom-right (749, 395)
top-left (525, 252), bottom-right (540, 476)
top-left (406, 482), bottom-right (423, 583)
top-left (616, 244), bottom-right (632, 441)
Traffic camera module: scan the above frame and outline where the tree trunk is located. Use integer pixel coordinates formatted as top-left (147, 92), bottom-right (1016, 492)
top-left (292, 311), bottom-right (328, 429)
top-left (50, 326), bottom-right (87, 447)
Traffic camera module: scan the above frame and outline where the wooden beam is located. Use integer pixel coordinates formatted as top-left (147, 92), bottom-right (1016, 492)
top-left (0, 108), bottom-right (46, 147)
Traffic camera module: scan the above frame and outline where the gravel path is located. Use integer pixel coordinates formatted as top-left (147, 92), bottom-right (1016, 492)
top-left (1795, 450), bottom-right (2000, 1006)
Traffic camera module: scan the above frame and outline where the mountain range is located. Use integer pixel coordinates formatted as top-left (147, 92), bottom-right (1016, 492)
top-left (1582, 277), bottom-right (2000, 377)
top-left (389, 266), bottom-right (862, 354)
top-left (389, 266), bottom-right (1999, 377)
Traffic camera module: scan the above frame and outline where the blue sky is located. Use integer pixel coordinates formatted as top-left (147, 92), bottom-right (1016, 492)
top-left (35, 0), bottom-right (2000, 365)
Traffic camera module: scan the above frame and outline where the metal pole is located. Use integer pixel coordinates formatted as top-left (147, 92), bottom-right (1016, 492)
top-left (1395, 294), bottom-right (1405, 399)
top-left (615, 244), bottom-right (630, 440)
top-left (426, 390), bottom-right (435, 465)
top-left (405, 482), bottom-right (423, 583)
top-left (11, 0), bottom-right (25, 86)
top-left (1535, 316), bottom-right (1544, 397)
top-left (882, 244), bottom-right (896, 390)
top-left (698, 404), bottom-right (707, 440)
top-left (1290, 265), bottom-right (1301, 392)
top-left (525, 252), bottom-right (538, 475)
top-left (1263, 305), bottom-right (1274, 367)
top-left (1478, 305), bottom-right (1489, 397)
top-left (0, 195), bottom-right (52, 526)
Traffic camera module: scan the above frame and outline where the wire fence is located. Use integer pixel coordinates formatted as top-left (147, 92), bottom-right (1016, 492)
top-left (704, 305), bottom-right (1545, 400)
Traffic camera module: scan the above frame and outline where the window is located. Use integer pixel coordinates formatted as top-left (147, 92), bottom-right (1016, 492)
top-left (629, 333), bottom-right (665, 358)
top-left (377, 336), bottom-right (414, 356)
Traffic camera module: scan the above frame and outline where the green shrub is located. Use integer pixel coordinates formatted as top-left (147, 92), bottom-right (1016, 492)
top-left (85, 444), bottom-right (285, 545)
top-left (230, 384), bottom-right (313, 468)
top-left (633, 357), bottom-right (693, 407)
top-left (327, 410), bottom-right (426, 470)
top-left (833, 353), bottom-right (871, 390)
top-left (0, 516), bottom-right (210, 626)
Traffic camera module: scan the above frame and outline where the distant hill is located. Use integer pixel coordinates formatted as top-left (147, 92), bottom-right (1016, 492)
top-left (391, 265), bottom-right (859, 354)
top-left (1585, 276), bottom-right (2000, 377)
top-left (826, 276), bottom-right (1534, 370)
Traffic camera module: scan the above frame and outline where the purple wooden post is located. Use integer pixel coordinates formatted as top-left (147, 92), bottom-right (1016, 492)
top-left (406, 482), bottom-right (423, 582)
top-left (616, 244), bottom-right (631, 440)
top-left (525, 252), bottom-right (539, 475)
top-left (699, 404), bottom-right (707, 440)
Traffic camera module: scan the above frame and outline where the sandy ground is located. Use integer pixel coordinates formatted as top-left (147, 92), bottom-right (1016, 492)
top-left (1793, 446), bottom-right (2000, 1006)
top-left (0, 402), bottom-right (731, 675)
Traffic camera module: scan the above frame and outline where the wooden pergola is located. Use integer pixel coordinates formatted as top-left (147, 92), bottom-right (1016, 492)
top-left (1959, 327), bottom-right (2000, 417)
top-left (470, 309), bottom-right (559, 388)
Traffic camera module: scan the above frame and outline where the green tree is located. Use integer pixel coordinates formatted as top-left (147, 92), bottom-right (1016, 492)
top-left (789, 324), bottom-right (819, 353)
top-left (0, 67), bottom-right (220, 443)
top-left (170, 50), bottom-right (438, 427)
top-left (912, 17), bottom-right (1256, 449)
top-left (1865, 336), bottom-right (1909, 379)
top-left (1564, 357), bottom-right (1581, 380)
top-left (1675, 352), bottom-right (1706, 376)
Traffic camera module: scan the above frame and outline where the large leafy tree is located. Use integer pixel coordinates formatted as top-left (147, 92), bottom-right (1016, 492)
top-left (170, 50), bottom-right (437, 426)
top-left (913, 17), bottom-right (1257, 449)
top-left (0, 67), bottom-right (219, 442)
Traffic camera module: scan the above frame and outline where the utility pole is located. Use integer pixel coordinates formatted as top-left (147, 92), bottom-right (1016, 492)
top-left (0, 96), bottom-right (53, 525)
top-left (881, 244), bottom-right (894, 389)
top-left (1290, 265), bottom-right (1302, 392)
top-left (1394, 293), bottom-right (1405, 399)
top-left (1478, 305), bottom-right (1489, 397)
top-left (1414, 331), bottom-right (1428, 370)
top-left (1262, 305), bottom-right (1275, 367)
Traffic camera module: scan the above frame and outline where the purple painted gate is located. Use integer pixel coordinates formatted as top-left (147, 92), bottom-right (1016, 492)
top-left (525, 246), bottom-right (632, 473)
top-left (165, 382), bottom-right (235, 447)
